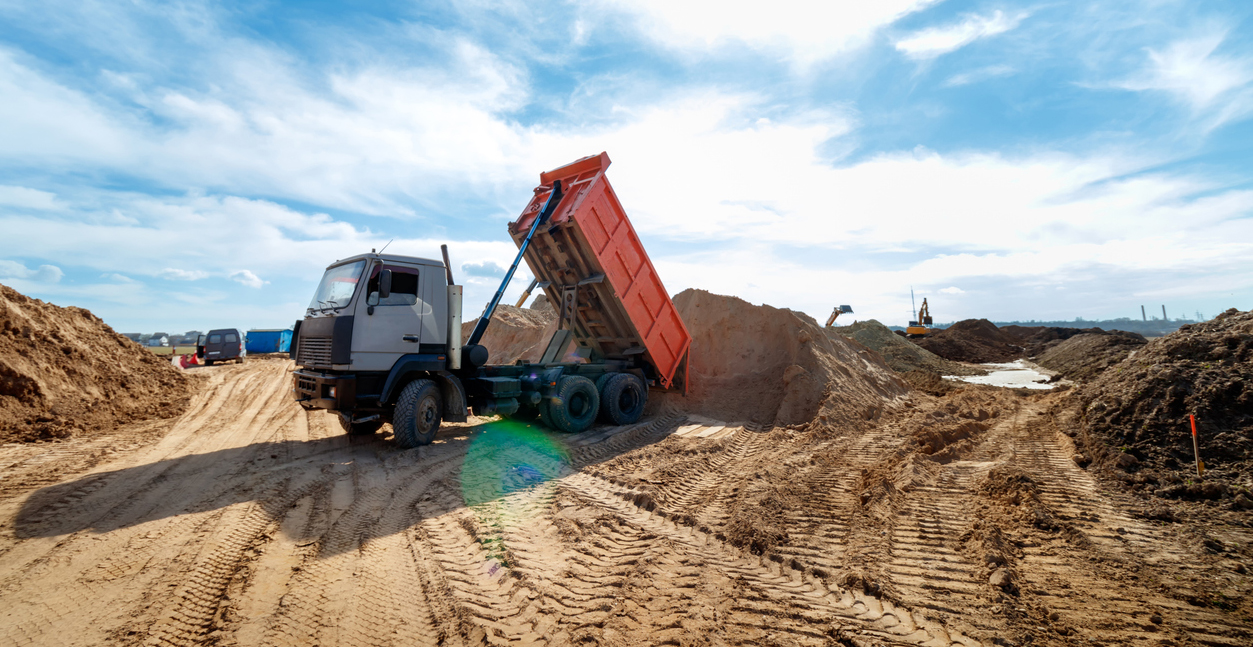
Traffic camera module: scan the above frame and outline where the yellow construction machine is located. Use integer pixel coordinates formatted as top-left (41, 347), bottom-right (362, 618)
top-left (906, 293), bottom-right (933, 337)
top-left (825, 305), bottom-right (853, 327)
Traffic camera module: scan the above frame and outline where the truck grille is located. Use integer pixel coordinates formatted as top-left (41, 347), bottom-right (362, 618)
top-left (297, 337), bottom-right (333, 367)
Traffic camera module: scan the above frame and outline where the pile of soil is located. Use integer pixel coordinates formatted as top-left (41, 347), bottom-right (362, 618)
top-left (1035, 330), bottom-right (1147, 382)
top-left (1073, 307), bottom-right (1253, 501)
top-left (529, 293), bottom-right (555, 315)
top-left (0, 284), bottom-right (192, 442)
top-left (999, 325), bottom-right (1091, 357)
top-left (915, 319), bottom-right (1023, 363)
top-left (461, 304), bottom-right (555, 365)
top-left (829, 319), bottom-right (982, 377)
top-left (661, 290), bottom-right (908, 426)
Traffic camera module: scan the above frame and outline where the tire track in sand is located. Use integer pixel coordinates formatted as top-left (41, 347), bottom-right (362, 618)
top-left (558, 470), bottom-right (985, 646)
top-left (1005, 412), bottom-right (1253, 646)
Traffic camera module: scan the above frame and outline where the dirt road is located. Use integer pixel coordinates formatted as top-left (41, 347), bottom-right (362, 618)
top-left (1, 359), bottom-right (1249, 646)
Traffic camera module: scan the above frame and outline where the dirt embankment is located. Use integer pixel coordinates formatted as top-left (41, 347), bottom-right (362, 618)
top-left (830, 319), bottom-right (983, 376)
top-left (915, 319), bottom-right (1024, 363)
top-left (999, 325), bottom-right (1090, 357)
top-left (0, 284), bottom-right (192, 443)
top-left (663, 290), bottom-right (908, 427)
top-left (461, 304), bottom-right (556, 365)
top-left (1035, 330), bottom-right (1146, 382)
top-left (1073, 307), bottom-right (1253, 503)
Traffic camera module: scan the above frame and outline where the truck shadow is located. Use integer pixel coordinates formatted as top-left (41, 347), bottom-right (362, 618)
top-left (12, 415), bottom-right (686, 553)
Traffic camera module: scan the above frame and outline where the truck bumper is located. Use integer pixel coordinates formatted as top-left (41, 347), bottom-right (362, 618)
top-left (292, 369), bottom-right (356, 410)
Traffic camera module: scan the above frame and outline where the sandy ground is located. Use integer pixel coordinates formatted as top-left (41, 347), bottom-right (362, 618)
top-left (1, 358), bottom-right (1251, 647)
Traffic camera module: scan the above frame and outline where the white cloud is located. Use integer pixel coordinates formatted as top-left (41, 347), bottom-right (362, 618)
top-left (939, 286), bottom-right (965, 294)
top-left (1116, 32), bottom-right (1253, 129)
top-left (229, 269), bottom-right (266, 289)
top-left (943, 64), bottom-right (1015, 87)
top-left (0, 185), bottom-right (61, 210)
top-left (161, 268), bottom-right (210, 281)
top-left (0, 260), bottom-right (63, 283)
top-left (0, 48), bottom-right (136, 163)
top-left (895, 10), bottom-right (1025, 60)
top-left (602, 0), bottom-right (941, 64)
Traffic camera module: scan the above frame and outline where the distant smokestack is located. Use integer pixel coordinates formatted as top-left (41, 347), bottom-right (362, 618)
top-left (1162, 305), bottom-right (1167, 321)
top-left (1141, 305), bottom-right (1146, 322)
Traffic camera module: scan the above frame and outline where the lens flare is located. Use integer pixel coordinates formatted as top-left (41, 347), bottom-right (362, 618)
top-left (459, 418), bottom-right (570, 509)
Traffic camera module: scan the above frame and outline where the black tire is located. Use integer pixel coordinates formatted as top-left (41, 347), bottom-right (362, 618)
top-left (594, 373), bottom-right (616, 423)
top-left (600, 373), bottom-right (647, 425)
top-left (204, 359), bottom-right (214, 366)
top-left (545, 375), bottom-right (599, 433)
top-left (339, 415), bottom-right (383, 436)
top-left (393, 379), bottom-right (442, 448)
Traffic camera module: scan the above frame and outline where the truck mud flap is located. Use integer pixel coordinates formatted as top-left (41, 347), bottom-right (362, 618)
top-left (432, 372), bottom-right (468, 423)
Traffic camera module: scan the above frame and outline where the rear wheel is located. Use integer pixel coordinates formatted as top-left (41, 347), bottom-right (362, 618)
top-left (545, 375), bottom-right (599, 433)
top-left (600, 373), bottom-right (647, 425)
top-left (393, 379), bottom-right (442, 448)
top-left (339, 414), bottom-right (383, 436)
top-left (204, 359), bottom-right (215, 366)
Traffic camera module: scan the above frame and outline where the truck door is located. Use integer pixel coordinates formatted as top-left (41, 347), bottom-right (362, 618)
top-left (352, 262), bottom-right (425, 371)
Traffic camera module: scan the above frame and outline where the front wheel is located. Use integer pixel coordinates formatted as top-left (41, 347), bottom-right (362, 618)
top-left (393, 379), bottom-right (442, 448)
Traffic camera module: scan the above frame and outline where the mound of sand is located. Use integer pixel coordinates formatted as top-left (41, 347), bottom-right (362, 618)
top-left (1075, 308), bottom-right (1253, 497)
top-left (664, 290), bottom-right (908, 426)
top-left (829, 319), bottom-right (983, 377)
top-left (0, 284), bottom-right (192, 442)
top-left (1035, 330), bottom-right (1146, 382)
top-left (461, 304), bottom-right (555, 365)
top-left (915, 319), bottom-right (1022, 363)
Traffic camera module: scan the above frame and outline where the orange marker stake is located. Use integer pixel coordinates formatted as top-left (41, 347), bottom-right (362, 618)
top-left (1191, 414), bottom-right (1205, 477)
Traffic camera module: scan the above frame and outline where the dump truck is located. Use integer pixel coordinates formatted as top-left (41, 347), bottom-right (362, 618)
top-left (290, 152), bottom-right (691, 448)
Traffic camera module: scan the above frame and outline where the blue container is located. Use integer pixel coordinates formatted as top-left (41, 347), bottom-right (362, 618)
top-left (245, 329), bottom-right (290, 354)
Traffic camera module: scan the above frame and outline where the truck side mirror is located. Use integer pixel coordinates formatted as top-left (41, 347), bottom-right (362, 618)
top-left (379, 269), bottom-right (392, 299)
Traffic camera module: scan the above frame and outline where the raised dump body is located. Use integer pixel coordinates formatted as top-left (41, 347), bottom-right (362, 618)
top-left (510, 152), bottom-right (691, 389)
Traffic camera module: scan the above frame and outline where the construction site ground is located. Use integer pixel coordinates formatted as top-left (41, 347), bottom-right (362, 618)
top-left (2, 356), bottom-right (1251, 647)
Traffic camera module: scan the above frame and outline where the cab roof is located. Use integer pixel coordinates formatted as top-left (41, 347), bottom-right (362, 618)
top-left (327, 252), bottom-right (444, 269)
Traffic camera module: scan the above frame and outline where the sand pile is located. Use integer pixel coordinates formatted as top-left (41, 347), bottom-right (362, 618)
top-left (1035, 331), bottom-right (1146, 382)
top-left (665, 290), bottom-right (908, 426)
top-left (529, 293), bottom-right (555, 315)
top-left (915, 319), bottom-right (1022, 363)
top-left (0, 284), bottom-right (192, 442)
top-left (1074, 308), bottom-right (1253, 499)
top-left (461, 304), bottom-right (555, 365)
top-left (829, 319), bottom-right (983, 377)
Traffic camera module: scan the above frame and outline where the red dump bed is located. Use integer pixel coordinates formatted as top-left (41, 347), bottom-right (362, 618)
top-left (510, 152), bottom-right (691, 389)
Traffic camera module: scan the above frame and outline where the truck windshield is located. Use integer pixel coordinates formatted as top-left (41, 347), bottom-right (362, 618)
top-left (309, 260), bottom-right (366, 311)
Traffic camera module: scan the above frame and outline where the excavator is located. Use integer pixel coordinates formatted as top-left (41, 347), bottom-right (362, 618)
top-left (906, 294), bottom-right (933, 337)
top-left (825, 305), bottom-right (854, 327)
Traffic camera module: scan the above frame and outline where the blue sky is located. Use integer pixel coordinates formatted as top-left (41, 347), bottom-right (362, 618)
top-left (2, 0), bottom-right (1251, 333)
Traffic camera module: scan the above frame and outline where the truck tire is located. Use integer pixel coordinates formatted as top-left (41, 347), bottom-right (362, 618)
top-left (545, 375), bottom-right (599, 433)
top-left (393, 379), bottom-right (442, 448)
top-left (340, 415), bottom-right (383, 436)
top-left (204, 359), bottom-right (214, 366)
top-left (599, 373), bottom-right (647, 425)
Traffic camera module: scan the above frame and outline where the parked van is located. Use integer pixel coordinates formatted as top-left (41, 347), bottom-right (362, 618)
top-left (198, 328), bottom-right (246, 365)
